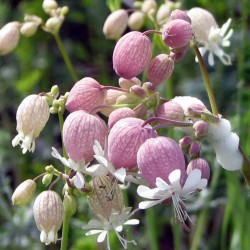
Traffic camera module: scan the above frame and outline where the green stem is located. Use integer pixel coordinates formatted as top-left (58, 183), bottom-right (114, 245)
top-left (190, 165), bottom-right (221, 250)
top-left (190, 42), bottom-right (218, 115)
top-left (60, 213), bottom-right (71, 250)
top-left (54, 33), bottom-right (78, 82)
top-left (173, 223), bottom-right (180, 250)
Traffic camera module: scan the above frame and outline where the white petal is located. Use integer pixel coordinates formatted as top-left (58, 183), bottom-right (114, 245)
top-left (94, 155), bottom-right (108, 167)
top-left (115, 225), bottom-right (123, 232)
top-left (73, 172), bottom-right (85, 189)
top-left (138, 199), bottom-right (163, 209)
top-left (223, 29), bottom-right (233, 41)
top-left (51, 147), bottom-right (71, 167)
top-left (137, 185), bottom-right (160, 199)
top-left (97, 231), bottom-right (108, 242)
top-left (114, 168), bottom-right (127, 183)
top-left (168, 170), bottom-right (181, 189)
top-left (195, 179), bottom-right (208, 190)
top-left (220, 18), bottom-right (231, 36)
top-left (156, 177), bottom-right (171, 190)
top-left (124, 219), bottom-right (140, 225)
top-left (86, 230), bottom-right (104, 236)
top-left (182, 169), bottom-right (202, 192)
top-left (208, 51), bottom-right (215, 66)
top-left (86, 164), bottom-right (108, 177)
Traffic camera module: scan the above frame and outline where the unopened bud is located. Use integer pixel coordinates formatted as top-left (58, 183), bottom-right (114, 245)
top-left (103, 9), bottom-right (128, 40)
top-left (12, 179), bottom-right (36, 206)
top-left (187, 158), bottom-right (210, 180)
top-left (63, 194), bottom-right (77, 216)
top-left (61, 6), bottom-right (69, 15)
top-left (0, 22), bottom-right (20, 55)
top-left (156, 101), bottom-right (184, 121)
top-left (142, 0), bottom-right (157, 15)
top-left (130, 85), bottom-right (147, 98)
top-left (20, 22), bottom-right (38, 37)
top-left (119, 77), bottom-right (141, 90)
top-left (45, 17), bottom-right (61, 34)
top-left (87, 176), bottom-right (124, 220)
top-left (188, 141), bottom-right (201, 159)
top-left (42, 174), bottom-right (53, 186)
top-left (179, 136), bottom-right (192, 152)
top-left (42, 0), bottom-right (58, 14)
top-left (147, 54), bottom-right (175, 85)
top-left (50, 85), bottom-right (59, 98)
top-left (45, 165), bottom-right (55, 173)
top-left (170, 9), bottom-right (191, 24)
top-left (193, 120), bottom-right (208, 138)
top-left (142, 81), bottom-right (156, 93)
top-left (128, 11), bottom-right (145, 30)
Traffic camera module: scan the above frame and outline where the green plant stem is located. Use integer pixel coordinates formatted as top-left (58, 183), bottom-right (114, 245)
top-left (190, 166), bottom-right (221, 250)
top-left (145, 208), bottom-right (159, 250)
top-left (190, 42), bottom-right (218, 115)
top-left (60, 213), bottom-right (71, 250)
top-left (54, 33), bottom-right (78, 82)
top-left (173, 223), bottom-right (180, 250)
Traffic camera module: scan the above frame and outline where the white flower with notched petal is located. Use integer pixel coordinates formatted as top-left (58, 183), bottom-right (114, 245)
top-left (137, 169), bottom-right (207, 229)
top-left (51, 147), bottom-right (89, 189)
top-left (82, 207), bottom-right (139, 250)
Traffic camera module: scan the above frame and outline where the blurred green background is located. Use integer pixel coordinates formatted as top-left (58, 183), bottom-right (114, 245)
top-left (0, 0), bottom-right (250, 249)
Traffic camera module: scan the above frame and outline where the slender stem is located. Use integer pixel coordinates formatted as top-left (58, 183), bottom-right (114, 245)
top-left (190, 41), bottom-right (218, 115)
top-left (54, 33), bottom-right (78, 82)
top-left (173, 223), bottom-right (180, 250)
top-left (146, 208), bottom-right (159, 250)
top-left (60, 213), bottom-right (71, 250)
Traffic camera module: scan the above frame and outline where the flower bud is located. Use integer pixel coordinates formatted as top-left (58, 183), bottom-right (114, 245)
top-left (147, 54), bottom-right (175, 85)
top-left (63, 194), bottom-right (77, 217)
top-left (108, 107), bottom-right (136, 129)
top-left (134, 104), bottom-right (148, 118)
top-left (179, 136), bottom-right (192, 152)
top-left (156, 100), bottom-right (185, 121)
top-left (142, 81), bottom-right (156, 93)
top-left (42, 0), bottom-right (58, 14)
top-left (66, 77), bottom-right (105, 113)
top-left (170, 44), bottom-right (189, 61)
top-left (162, 19), bottom-right (192, 49)
top-left (103, 9), bottom-right (128, 39)
top-left (193, 120), bottom-right (209, 138)
top-left (156, 4), bottom-right (171, 24)
top-left (142, 0), bottom-right (157, 15)
top-left (33, 191), bottom-right (64, 245)
top-left (12, 94), bottom-right (50, 154)
top-left (130, 85), bottom-right (147, 98)
top-left (45, 17), bottom-right (61, 34)
top-left (128, 11), bottom-right (145, 30)
top-left (0, 22), bottom-right (20, 55)
top-left (187, 158), bottom-right (210, 180)
top-left (113, 31), bottom-right (152, 79)
top-left (188, 141), bottom-right (201, 159)
top-left (170, 9), bottom-right (191, 24)
top-left (42, 173), bottom-right (53, 186)
top-left (63, 110), bottom-right (108, 162)
top-left (12, 179), bottom-right (36, 206)
top-left (87, 176), bottom-right (124, 220)
top-left (119, 77), bottom-right (141, 90)
top-left (108, 117), bottom-right (156, 169)
top-left (137, 136), bottom-right (186, 187)
top-left (20, 22), bottom-right (39, 37)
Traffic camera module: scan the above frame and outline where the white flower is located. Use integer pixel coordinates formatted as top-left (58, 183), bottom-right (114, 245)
top-left (12, 94), bottom-right (50, 154)
top-left (87, 140), bottom-right (146, 185)
top-left (137, 169), bottom-right (207, 229)
top-left (198, 18), bottom-right (233, 66)
top-left (82, 207), bottom-right (139, 250)
top-left (51, 147), bottom-right (89, 189)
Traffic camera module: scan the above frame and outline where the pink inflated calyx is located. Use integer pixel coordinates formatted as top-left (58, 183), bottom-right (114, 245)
top-left (66, 77), bottom-right (105, 113)
top-left (170, 9), bottom-right (191, 24)
top-left (63, 110), bottom-right (108, 162)
top-left (113, 31), bottom-right (152, 79)
top-left (108, 117), bottom-right (156, 169)
top-left (162, 19), bottom-right (193, 49)
top-left (137, 136), bottom-right (187, 187)
top-left (147, 54), bottom-right (175, 85)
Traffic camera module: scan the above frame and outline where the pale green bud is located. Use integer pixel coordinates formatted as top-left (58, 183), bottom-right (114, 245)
top-left (42, 173), bottom-right (53, 186)
top-left (63, 194), bottom-right (77, 216)
top-left (50, 85), bottom-right (59, 98)
top-left (20, 22), bottom-right (38, 37)
top-left (12, 179), bottom-right (36, 206)
top-left (45, 165), bottom-right (55, 173)
top-left (128, 11), bottom-right (145, 30)
top-left (44, 17), bottom-right (61, 34)
top-left (61, 6), bottom-right (69, 15)
top-left (42, 0), bottom-right (58, 14)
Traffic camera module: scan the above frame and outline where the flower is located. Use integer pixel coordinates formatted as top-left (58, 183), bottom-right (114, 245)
top-left (137, 169), bottom-right (207, 229)
top-left (82, 207), bottom-right (139, 250)
top-left (188, 7), bottom-right (233, 66)
top-left (51, 147), bottom-right (89, 189)
top-left (12, 94), bottom-right (50, 154)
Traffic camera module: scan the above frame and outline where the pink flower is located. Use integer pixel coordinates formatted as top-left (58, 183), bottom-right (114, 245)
top-left (66, 77), bottom-right (105, 113)
top-left (113, 31), bottom-right (152, 79)
top-left (63, 110), bottom-right (108, 162)
top-left (12, 94), bottom-right (50, 153)
top-left (108, 117), bottom-right (155, 169)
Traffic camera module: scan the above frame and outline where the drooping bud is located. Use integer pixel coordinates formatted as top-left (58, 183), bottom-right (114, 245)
top-left (193, 120), bottom-right (209, 138)
top-left (66, 77), bottom-right (105, 113)
top-left (156, 101), bottom-right (185, 121)
top-left (63, 194), bottom-right (77, 217)
top-left (170, 9), bottom-right (191, 24)
top-left (20, 22), bottom-right (39, 37)
top-left (108, 107), bottom-right (136, 129)
top-left (162, 19), bottom-right (193, 49)
top-left (179, 136), bottom-right (192, 152)
top-left (188, 141), bottom-right (201, 159)
top-left (147, 54), bottom-right (175, 85)
top-left (12, 94), bottom-right (50, 154)
top-left (113, 31), bottom-right (152, 79)
top-left (42, 0), bottom-right (58, 14)
top-left (63, 110), bottom-right (108, 162)
top-left (186, 158), bottom-right (210, 180)
top-left (87, 176), bottom-right (124, 220)
top-left (119, 77), bottom-right (141, 90)
top-left (108, 117), bottom-right (156, 169)
top-left (12, 179), bottom-right (36, 206)
top-left (137, 136), bottom-right (186, 187)
top-left (0, 22), bottom-right (20, 55)
top-left (128, 11), bottom-right (145, 30)
top-left (33, 191), bottom-right (64, 245)
top-left (103, 9), bottom-right (128, 39)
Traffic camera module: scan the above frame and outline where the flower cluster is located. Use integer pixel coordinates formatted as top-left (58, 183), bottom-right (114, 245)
top-left (10, 1), bottom-right (243, 250)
